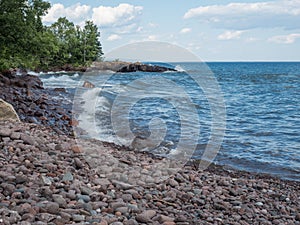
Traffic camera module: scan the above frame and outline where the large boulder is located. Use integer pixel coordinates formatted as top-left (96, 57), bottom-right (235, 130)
top-left (0, 99), bottom-right (20, 121)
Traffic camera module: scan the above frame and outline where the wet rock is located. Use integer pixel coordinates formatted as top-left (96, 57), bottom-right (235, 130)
top-left (83, 80), bottom-right (95, 88)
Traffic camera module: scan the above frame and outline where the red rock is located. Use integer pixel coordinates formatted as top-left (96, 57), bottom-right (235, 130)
top-left (69, 119), bottom-right (79, 126)
top-left (71, 145), bottom-right (83, 153)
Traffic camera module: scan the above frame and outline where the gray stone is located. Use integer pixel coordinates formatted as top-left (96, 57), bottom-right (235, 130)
top-left (115, 207), bottom-right (128, 214)
top-left (77, 194), bottom-right (91, 203)
top-left (74, 158), bottom-right (84, 169)
top-left (0, 129), bottom-right (12, 137)
top-left (10, 132), bottom-right (21, 140)
top-left (80, 186), bottom-right (93, 195)
top-left (44, 202), bottom-right (60, 214)
top-left (124, 219), bottom-right (138, 225)
top-left (20, 134), bottom-right (35, 145)
top-left (72, 214), bottom-right (85, 222)
top-left (41, 175), bottom-right (52, 186)
top-left (122, 193), bottom-right (133, 202)
top-left (15, 175), bottom-right (28, 184)
top-left (136, 210), bottom-right (156, 223)
top-left (62, 172), bottom-right (73, 182)
top-left (52, 194), bottom-right (67, 208)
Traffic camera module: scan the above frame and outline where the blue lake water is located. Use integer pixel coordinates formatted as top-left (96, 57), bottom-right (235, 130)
top-left (39, 62), bottom-right (300, 181)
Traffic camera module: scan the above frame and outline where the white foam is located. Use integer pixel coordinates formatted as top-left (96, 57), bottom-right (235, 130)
top-left (41, 74), bottom-right (81, 88)
top-left (175, 65), bottom-right (186, 72)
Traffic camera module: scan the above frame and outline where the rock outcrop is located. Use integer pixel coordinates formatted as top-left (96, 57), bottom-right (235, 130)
top-left (117, 62), bottom-right (176, 73)
top-left (0, 99), bottom-right (20, 121)
top-left (90, 61), bottom-right (176, 73)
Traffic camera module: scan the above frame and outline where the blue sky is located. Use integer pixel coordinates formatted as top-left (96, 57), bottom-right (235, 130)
top-left (43, 0), bottom-right (300, 61)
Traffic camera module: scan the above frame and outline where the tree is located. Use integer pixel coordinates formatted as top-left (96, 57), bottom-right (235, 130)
top-left (0, 0), bottom-right (103, 72)
top-left (82, 21), bottom-right (103, 63)
top-left (0, 0), bottom-right (51, 71)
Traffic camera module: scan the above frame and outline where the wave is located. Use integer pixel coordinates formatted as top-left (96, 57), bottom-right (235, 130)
top-left (175, 65), bottom-right (186, 72)
top-left (41, 74), bottom-right (81, 88)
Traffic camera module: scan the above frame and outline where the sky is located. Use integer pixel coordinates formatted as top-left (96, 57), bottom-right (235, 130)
top-left (42, 0), bottom-right (300, 61)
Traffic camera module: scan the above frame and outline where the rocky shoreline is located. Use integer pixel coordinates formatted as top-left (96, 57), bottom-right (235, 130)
top-left (0, 120), bottom-right (299, 225)
top-left (0, 72), bottom-right (300, 224)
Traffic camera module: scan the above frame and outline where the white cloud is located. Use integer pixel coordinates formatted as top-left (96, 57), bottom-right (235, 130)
top-left (218, 30), bottom-right (245, 40)
top-left (268, 33), bottom-right (300, 43)
top-left (92, 4), bottom-right (143, 27)
top-left (149, 23), bottom-right (158, 28)
top-left (43, 3), bottom-right (91, 24)
top-left (107, 34), bottom-right (122, 41)
top-left (147, 35), bottom-right (157, 41)
top-left (184, 0), bottom-right (300, 30)
top-left (180, 28), bottom-right (191, 34)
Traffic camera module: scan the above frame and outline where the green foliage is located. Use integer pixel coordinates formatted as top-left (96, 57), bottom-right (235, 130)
top-left (0, 0), bottom-right (103, 72)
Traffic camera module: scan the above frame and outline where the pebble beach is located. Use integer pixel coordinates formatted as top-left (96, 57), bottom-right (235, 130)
top-left (0, 72), bottom-right (300, 224)
top-left (0, 120), bottom-right (300, 224)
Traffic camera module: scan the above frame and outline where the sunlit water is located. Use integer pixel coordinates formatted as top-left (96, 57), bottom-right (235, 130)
top-left (39, 62), bottom-right (300, 181)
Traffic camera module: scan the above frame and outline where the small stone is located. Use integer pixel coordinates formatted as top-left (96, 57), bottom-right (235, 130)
top-left (72, 214), bottom-right (85, 222)
top-left (99, 219), bottom-right (109, 225)
top-left (52, 194), bottom-right (67, 208)
top-left (15, 175), bottom-right (28, 184)
top-left (10, 132), bottom-right (20, 140)
top-left (255, 202), bottom-right (264, 206)
top-left (60, 212), bottom-right (72, 221)
top-left (74, 158), bottom-right (84, 169)
top-left (124, 219), bottom-right (138, 225)
top-left (111, 180), bottom-right (134, 190)
top-left (2, 183), bottom-right (15, 196)
top-left (116, 207), bottom-right (128, 214)
top-left (110, 222), bottom-right (123, 225)
top-left (115, 211), bottom-right (122, 216)
top-left (80, 186), bottom-right (93, 195)
top-left (72, 145), bottom-right (83, 153)
top-left (168, 179), bottom-right (179, 187)
top-left (295, 213), bottom-right (300, 221)
top-left (37, 213), bottom-right (56, 223)
top-left (0, 129), bottom-right (12, 137)
top-left (110, 201), bottom-right (126, 210)
top-left (77, 194), bottom-right (91, 203)
top-left (20, 134), bottom-right (35, 145)
top-left (44, 202), bottom-right (60, 215)
top-left (136, 210), bottom-right (156, 223)
top-left (163, 222), bottom-right (176, 225)
top-left (122, 194), bottom-right (133, 202)
top-left (158, 215), bottom-right (175, 223)
top-left (66, 190), bottom-right (76, 200)
top-left (62, 172), bottom-right (73, 182)
top-left (41, 175), bottom-right (52, 186)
